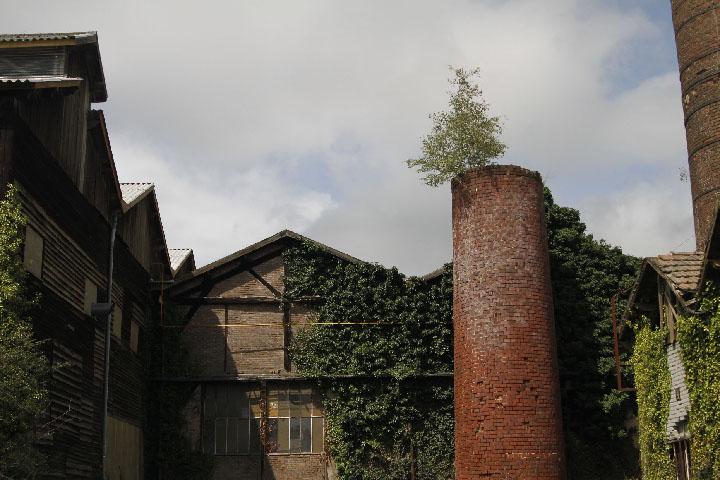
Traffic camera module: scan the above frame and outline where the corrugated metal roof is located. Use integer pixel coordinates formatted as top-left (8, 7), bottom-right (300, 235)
top-left (169, 249), bottom-right (193, 275)
top-left (0, 32), bottom-right (97, 43)
top-left (648, 251), bottom-right (704, 292)
top-left (120, 183), bottom-right (154, 210)
top-left (0, 76), bottom-right (82, 85)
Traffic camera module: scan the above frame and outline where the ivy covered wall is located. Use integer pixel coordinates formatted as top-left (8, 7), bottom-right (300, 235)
top-left (677, 284), bottom-right (720, 478)
top-left (283, 187), bottom-right (640, 480)
top-left (631, 316), bottom-right (673, 480)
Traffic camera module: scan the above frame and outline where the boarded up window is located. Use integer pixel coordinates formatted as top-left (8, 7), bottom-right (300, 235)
top-left (112, 307), bottom-right (123, 338)
top-left (83, 279), bottom-right (97, 316)
top-left (121, 292), bottom-right (132, 343)
top-left (130, 321), bottom-right (139, 353)
top-left (23, 226), bottom-right (43, 278)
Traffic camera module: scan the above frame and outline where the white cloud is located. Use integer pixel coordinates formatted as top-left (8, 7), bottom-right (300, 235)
top-left (111, 137), bottom-right (336, 268)
top-left (0, 0), bottom-right (690, 273)
top-left (579, 174), bottom-right (695, 258)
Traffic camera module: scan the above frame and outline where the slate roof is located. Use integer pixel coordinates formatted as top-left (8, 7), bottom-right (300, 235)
top-left (647, 251), bottom-right (704, 292)
top-left (120, 183), bottom-right (154, 210)
top-left (169, 248), bottom-right (193, 275)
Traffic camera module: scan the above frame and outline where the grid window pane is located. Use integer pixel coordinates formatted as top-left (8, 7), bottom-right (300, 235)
top-left (237, 417), bottom-right (249, 454)
top-left (216, 386), bottom-right (228, 417)
top-left (301, 417), bottom-right (312, 452)
top-left (301, 388), bottom-right (312, 416)
top-left (312, 417), bottom-right (323, 453)
top-left (215, 418), bottom-right (227, 454)
top-left (268, 387), bottom-right (279, 418)
top-left (290, 387), bottom-right (302, 417)
top-left (312, 390), bottom-right (323, 416)
top-left (278, 387), bottom-right (289, 417)
top-left (249, 418), bottom-right (261, 454)
top-left (228, 384), bottom-right (247, 417)
top-left (227, 418), bottom-right (238, 454)
top-left (250, 389), bottom-right (262, 418)
top-left (290, 417), bottom-right (301, 452)
top-left (202, 419), bottom-right (214, 454)
top-left (277, 418), bottom-right (290, 453)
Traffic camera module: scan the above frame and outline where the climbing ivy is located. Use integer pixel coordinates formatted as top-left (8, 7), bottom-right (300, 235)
top-left (285, 188), bottom-right (640, 479)
top-left (631, 315), bottom-right (673, 480)
top-left (0, 184), bottom-right (50, 479)
top-left (544, 188), bottom-right (641, 479)
top-left (285, 241), bottom-right (453, 480)
top-left (677, 282), bottom-right (720, 478)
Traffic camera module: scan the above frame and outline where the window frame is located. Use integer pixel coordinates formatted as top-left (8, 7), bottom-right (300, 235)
top-left (201, 381), bottom-right (324, 456)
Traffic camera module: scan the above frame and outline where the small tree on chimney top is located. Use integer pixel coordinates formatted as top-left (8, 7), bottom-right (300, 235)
top-left (407, 67), bottom-right (506, 187)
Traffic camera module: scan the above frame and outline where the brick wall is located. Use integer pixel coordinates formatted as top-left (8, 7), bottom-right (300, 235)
top-left (452, 165), bottom-right (565, 479)
top-left (671, 0), bottom-right (720, 250)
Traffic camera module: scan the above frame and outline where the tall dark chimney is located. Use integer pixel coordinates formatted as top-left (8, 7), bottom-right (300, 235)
top-left (671, 0), bottom-right (720, 251)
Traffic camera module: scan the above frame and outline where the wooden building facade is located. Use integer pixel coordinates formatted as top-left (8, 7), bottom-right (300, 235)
top-left (0, 32), bottom-right (178, 479)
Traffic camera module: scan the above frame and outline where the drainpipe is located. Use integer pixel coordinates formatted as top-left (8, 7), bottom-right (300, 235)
top-left (101, 212), bottom-right (119, 480)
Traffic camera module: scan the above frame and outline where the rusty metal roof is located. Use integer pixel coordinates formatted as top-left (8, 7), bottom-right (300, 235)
top-left (647, 251), bottom-right (704, 292)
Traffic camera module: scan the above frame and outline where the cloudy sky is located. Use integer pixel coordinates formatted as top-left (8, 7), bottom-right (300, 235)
top-left (3, 0), bottom-right (692, 275)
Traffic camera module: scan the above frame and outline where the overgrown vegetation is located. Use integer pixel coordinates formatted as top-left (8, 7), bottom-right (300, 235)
top-left (285, 188), bottom-right (641, 479)
top-left (631, 315), bottom-right (673, 480)
top-left (144, 301), bottom-right (215, 480)
top-left (406, 67), bottom-right (506, 186)
top-left (544, 188), bottom-right (641, 479)
top-left (285, 243), bottom-right (454, 480)
top-left (677, 282), bottom-right (720, 478)
top-left (0, 184), bottom-right (50, 479)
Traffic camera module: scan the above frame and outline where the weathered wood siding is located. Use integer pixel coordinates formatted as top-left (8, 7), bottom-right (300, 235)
top-left (5, 113), bottom-right (151, 479)
top-left (15, 51), bottom-right (89, 193)
top-left (117, 195), bottom-right (155, 273)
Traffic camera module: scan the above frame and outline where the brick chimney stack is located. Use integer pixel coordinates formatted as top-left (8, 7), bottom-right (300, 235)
top-left (452, 165), bottom-right (565, 479)
top-left (671, 0), bottom-right (720, 251)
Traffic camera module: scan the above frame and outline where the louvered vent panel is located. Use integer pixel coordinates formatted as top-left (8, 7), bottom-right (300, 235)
top-left (0, 47), bottom-right (66, 77)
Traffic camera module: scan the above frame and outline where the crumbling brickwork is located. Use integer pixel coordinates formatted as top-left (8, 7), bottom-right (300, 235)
top-left (671, 0), bottom-right (720, 250)
top-left (452, 165), bottom-right (565, 479)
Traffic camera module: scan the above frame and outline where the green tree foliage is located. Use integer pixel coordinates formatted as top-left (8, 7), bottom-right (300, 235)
top-left (285, 189), bottom-right (640, 479)
top-left (631, 316), bottom-right (673, 480)
top-left (406, 67), bottom-right (506, 187)
top-left (544, 188), bottom-right (641, 479)
top-left (144, 301), bottom-right (215, 480)
top-left (677, 282), bottom-right (720, 478)
top-left (285, 242), bottom-right (453, 480)
top-left (0, 184), bottom-right (50, 479)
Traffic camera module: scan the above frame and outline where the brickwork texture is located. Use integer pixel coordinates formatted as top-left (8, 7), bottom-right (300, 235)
top-left (671, 0), bottom-right (720, 250)
top-left (452, 165), bottom-right (566, 479)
